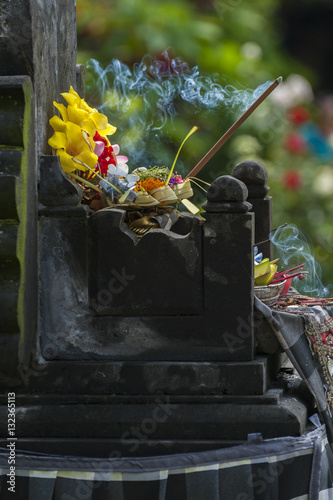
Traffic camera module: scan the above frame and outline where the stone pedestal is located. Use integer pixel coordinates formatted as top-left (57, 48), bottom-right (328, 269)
top-left (0, 0), bottom-right (313, 457)
top-left (0, 155), bottom-right (311, 453)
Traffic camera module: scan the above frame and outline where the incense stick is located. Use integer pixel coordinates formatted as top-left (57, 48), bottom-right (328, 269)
top-left (254, 223), bottom-right (288, 246)
top-left (270, 271), bottom-right (308, 284)
top-left (274, 264), bottom-right (305, 278)
top-left (185, 76), bottom-right (282, 180)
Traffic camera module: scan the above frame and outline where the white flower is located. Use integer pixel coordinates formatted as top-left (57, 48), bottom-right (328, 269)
top-left (101, 163), bottom-right (139, 202)
top-left (270, 74), bottom-right (314, 108)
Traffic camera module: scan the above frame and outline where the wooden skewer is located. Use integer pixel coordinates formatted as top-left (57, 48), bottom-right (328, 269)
top-left (185, 76), bottom-right (283, 180)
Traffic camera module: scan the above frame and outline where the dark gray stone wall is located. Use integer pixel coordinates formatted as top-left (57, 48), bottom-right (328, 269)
top-left (0, 0), bottom-right (77, 154)
top-left (0, 0), bottom-right (78, 389)
top-left (0, 75), bottom-right (38, 384)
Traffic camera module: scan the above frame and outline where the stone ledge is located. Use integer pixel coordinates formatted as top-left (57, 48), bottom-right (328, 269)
top-left (0, 394), bottom-right (308, 443)
top-left (14, 357), bottom-right (278, 396)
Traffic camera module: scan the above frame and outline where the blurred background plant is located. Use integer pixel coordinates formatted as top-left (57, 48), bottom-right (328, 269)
top-left (76, 0), bottom-right (333, 287)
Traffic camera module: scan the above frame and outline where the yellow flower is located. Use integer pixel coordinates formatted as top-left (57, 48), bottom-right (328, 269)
top-left (48, 121), bottom-right (98, 173)
top-left (60, 86), bottom-right (116, 137)
top-left (48, 86), bottom-right (116, 173)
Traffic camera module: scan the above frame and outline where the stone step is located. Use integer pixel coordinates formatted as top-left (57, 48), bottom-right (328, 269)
top-left (0, 174), bottom-right (18, 219)
top-left (0, 335), bottom-right (20, 387)
top-left (0, 149), bottom-right (23, 176)
top-left (0, 388), bottom-right (284, 407)
top-left (0, 222), bottom-right (18, 258)
top-left (0, 262), bottom-right (20, 333)
top-left (9, 355), bottom-right (285, 396)
top-left (0, 77), bottom-right (29, 148)
top-left (0, 391), bottom-right (308, 445)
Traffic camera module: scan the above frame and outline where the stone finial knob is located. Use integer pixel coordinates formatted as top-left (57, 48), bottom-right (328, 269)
top-left (231, 161), bottom-right (270, 199)
top-left (203, 175), bottom-right (252, 213)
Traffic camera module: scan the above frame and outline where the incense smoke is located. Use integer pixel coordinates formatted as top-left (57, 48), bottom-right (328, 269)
top-left (85, 51), bottom-right (271, 169)
top-left (271, 224), bottom-right (332, 297)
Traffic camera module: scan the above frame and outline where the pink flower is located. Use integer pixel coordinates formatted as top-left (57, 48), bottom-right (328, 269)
top-left (93, 132), bottom-right (128, 175)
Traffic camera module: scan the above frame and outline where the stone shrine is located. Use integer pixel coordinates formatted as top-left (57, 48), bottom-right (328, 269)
top-left (0, 0), bottom-right (312, 457)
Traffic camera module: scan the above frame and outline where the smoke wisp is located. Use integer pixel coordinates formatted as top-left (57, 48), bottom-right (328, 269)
top-left (271, 224), bottom-right (332, 297)
top-left (85, 51), bottom-right (271, 169)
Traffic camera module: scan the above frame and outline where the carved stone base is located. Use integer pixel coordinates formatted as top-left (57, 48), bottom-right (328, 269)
top-left (0, 383), bottom-right (311, 456)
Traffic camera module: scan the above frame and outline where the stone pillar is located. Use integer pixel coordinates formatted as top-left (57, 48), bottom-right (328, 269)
top-left (0, 0), bottom-right (80, 385)
top-left (0, 0), bottom-right (78, 153)
top-left (0, 75), bottom-right (37, 379)
top-left (202, 175), bottom-right (255, 360)
top-left (232, 160), bottom-right (273, 260)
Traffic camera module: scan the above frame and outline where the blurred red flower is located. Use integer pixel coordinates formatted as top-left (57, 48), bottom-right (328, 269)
top-left (281, 169), bottom-right (303, 190)
top-left (289, 106), bottom-right (310, 124)
top-left (284, 132), bottom-right (307, 154)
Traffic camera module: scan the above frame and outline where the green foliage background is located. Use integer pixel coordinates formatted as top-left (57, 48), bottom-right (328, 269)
top-left (76, 0), bottom-right (333, 291)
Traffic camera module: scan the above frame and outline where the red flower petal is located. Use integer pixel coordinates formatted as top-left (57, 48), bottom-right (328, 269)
top-left (284, 132), bottom-right (307, 154)
top-left (281, 169), bottom-right (303, 190)
top-left (288, 106), bottom-right (310, 124)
